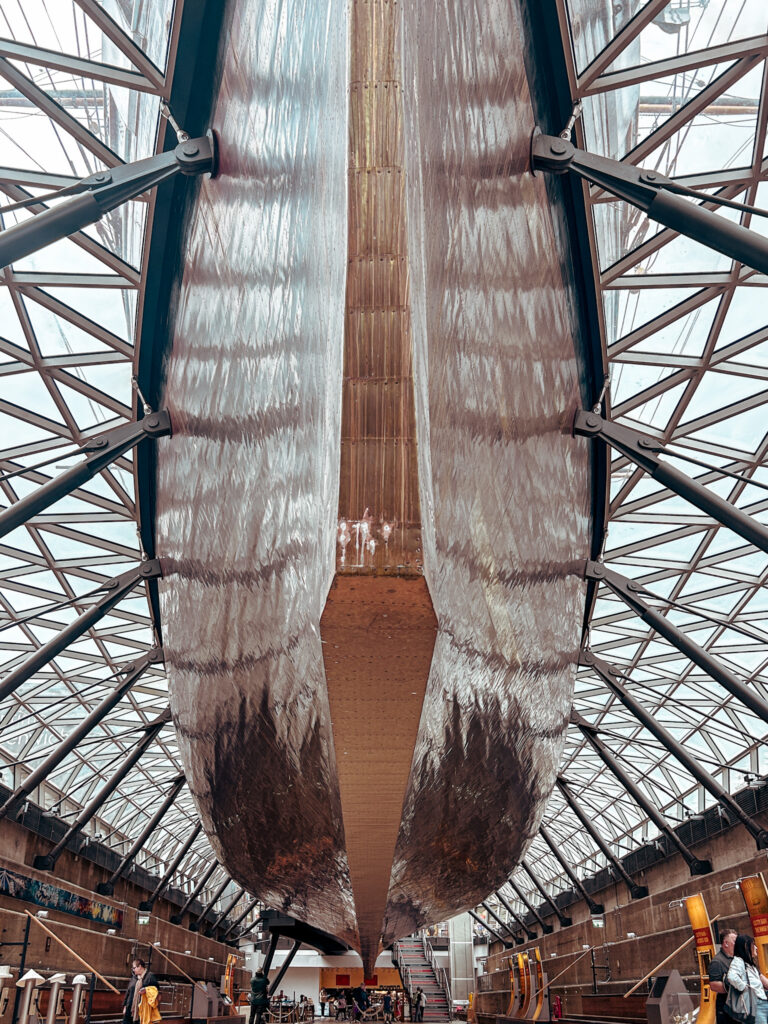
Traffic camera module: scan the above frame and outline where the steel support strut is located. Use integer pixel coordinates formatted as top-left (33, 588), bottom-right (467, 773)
top-left (467, 909), bottom-right (512, 948)
top-left (189, 874), bottom-right (231, 932)
top-left (581, 649), bottom-right (768, 849)
top-left (556, 777), bottom-right (649, 899)
top-left (170, 858), bottom-right (219, 924)
top-left (585, 559), bottom-right (768, 722)
top-left (0, 648), bottom-right (162, 821)
top-left (268, 940), bottom-right (302, 996)
top-left (538, 825), bottom-right (604, 915)
top-left (507, 879), bottom-right (553, 934)
top-left (0, 411), bottom-right (171, 540)
top-left (0, 135), bottom-right (217, 270)
top-left (222, 896), bottom-right (260, 940)
top-left (573, 713), bottom-right (712, 876)
top-left (495, 889), bottom-right (536, 939)
top-left (574, 411), bottom-right (768, 555)
top-left (206, 887), bottom-right (246, 936)
top-left (139, 822), bottom-right (202, 912)
top-left (531, 132), bottom-right (768, 275)
top-left (96, 773), bottom-right (186, 895)
top-left (0, 560), bottom-right (162, 702)
top-left (521, 860), bottom-right (572, 927)
top-left (33, 709), bottom-right (171, 870)
top-left (481, 901), bottom-right (521, 943)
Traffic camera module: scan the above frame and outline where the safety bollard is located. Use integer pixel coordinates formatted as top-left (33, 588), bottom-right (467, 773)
top-left (68, 976), bottom-right (88, 1024)
top-left (16, 970), bottom-right (44, 1024)
top-left (45, 974), bottom-right (66, 1024)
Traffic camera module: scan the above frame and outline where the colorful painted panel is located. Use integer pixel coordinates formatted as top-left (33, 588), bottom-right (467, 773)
top-left (0, 867), bottom-right (123, 927)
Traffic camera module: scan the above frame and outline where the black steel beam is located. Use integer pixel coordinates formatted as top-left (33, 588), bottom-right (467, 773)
top-left (268, 940), bottom-right (301, 996)
top-left (169, 858), bottom-right (219, 924)
top-left (205, 886), bottom-right (246, 936)
top-left (33, 709), bottom-right (171, 870)
top-left (481, 901), bottom-right (521, 943)
top-left (0, 648), bottom-right (162, 821)
top-left (585, 560), bottom-right (768, 723)
top-left (139, 821), bottom-right (202, 912)
top-left (507, 879), bottom-right (553, 933)
top-left (575, 715), bottom-right (712, 876)
top-left (0, 413), bottom-right (171, 540)
top-left (556, 777), bottom-right (649, 899)
top-left (0, 560), bottom-right (162, 702)
top-left (538, 825), bottom-right (604, 915)
top-left (257, 910), bottom-right (349, 955)
top-left (189, 874), bottom-right (231, 932)
top-left (574, 412), bottom-right (768, 555)
top-left (221, 896), bottom-right (260, 940)
top-left (581, 649), bottom-right (768, 849)
top-left (532, 133), bottom-right (768, 276)
top-left (96, 773), bottom-right (186, 895)
top-left (467, 908), bottom-right (512, 949)
top-left (495, 889), bottom-right (536, 939)
top-left (261, 929), bottom-right (280, 976)
top-left (0, 135), bottom-right (217, 270)
top-left (521, 860), bottom-right (572, 927)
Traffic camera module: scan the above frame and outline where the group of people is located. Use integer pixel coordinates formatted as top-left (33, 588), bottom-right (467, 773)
top-left (709, 928), bottom-right (768, 1024)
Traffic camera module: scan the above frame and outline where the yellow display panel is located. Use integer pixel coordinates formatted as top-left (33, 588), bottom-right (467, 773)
top-left (531, 948), bottom-right (544, 1021)
top-left (685, 893), bottom-right (716, 1024)
top-left (740, 874), bottom-right (768, 977)
top-left (224, 953), bottom-right (237, 1002)
top-left (506, 956), bottom-right (519, 1018)
top-left (517, 953), bottom-right (531, 1019)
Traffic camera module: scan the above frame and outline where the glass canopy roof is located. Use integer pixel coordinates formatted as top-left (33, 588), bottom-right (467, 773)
top-left (1, 0), bottom-right (767, 942)
top-left (0, 0), bottom-right (247, 929)
top-left (505, 0), bottom-right (768, 921)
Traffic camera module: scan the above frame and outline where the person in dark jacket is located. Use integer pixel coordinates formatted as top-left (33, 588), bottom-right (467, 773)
top-left (249, 970), bottom-right (270, 1024)
top-left (130, 960), bottom-right (159, 1023)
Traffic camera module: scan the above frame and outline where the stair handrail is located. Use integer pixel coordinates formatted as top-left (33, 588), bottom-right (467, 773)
top-left (392, 941), bottom-right (414, 1013)
top-left (421, 932), bottom-right (452, 1016)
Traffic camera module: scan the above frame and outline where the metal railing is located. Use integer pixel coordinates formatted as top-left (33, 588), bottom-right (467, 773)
top-left (421, 933), bottom-right (452, 1011)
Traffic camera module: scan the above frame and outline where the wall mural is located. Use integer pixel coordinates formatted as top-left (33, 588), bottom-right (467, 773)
top-left (0, 866), bottom-right (123, 927)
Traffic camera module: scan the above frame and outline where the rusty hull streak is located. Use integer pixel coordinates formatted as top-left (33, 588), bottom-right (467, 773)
top-left (154, 0), bottom-right (357, 947)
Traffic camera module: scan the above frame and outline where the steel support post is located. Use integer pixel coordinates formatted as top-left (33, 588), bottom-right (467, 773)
top-left (467, 909), bottom-right (512, 949)
top-left (581, 649), bottom-right (768, 849)
top-left (261, 930), bottom-right (280, 976)
top-left (0, 561), bottom-right (162, 703)
top-left (222, 897), bottom-right (260, 940)
top-left (481, 901), bottom-right (521, 943)
top-left (0, 413), bottom-right (171, 540)
top-left (585, 560), bottom-right (768, 722)
top-left (507, 879), bottom-right (553, 934)
top-left (494, 890), bottom-right (536, 939)
top-left (575, 716), bottom-right (712, 875)
top-left (574, 412), bottom-right (768, 555)
top-left (33, 710), bottom-right (170, 870)
top-left (0, 135), bottom-right (217, 270)
top-left (0, 648), bottom-right (162, 821)
top-left (531, 133), bottom-right (768, 275)
top-left (205, 887), bottom-right (246, 936)
top-left (538, 825), bottom-right (604, 915)
top-left (96, 773), bottom-right (185, 895)
top-left (556, 777), bottom-right (649, 899)
top-left (169, 859), bottom-right (219, 924)
top-left (139, 822), bottom-right (202, 912)
top-left (521, 861), bottom-right (572, 927)
top-left (189, 875), bottom-right (231, 932)
top-left (268, 940), bottom-right (302, 997)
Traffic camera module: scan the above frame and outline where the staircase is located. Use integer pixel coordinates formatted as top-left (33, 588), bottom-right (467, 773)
top-left (394, 937), bottom-right (451, 1022)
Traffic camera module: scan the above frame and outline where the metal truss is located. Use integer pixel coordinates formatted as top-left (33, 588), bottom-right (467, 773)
top-left (503, 0), bottom-right (768, 926)
top-left (0, 0), bottom-right (256, 934)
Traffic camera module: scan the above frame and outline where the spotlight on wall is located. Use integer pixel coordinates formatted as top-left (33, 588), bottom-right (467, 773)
top-left (107, 929), bottom-right (116, 936)
top-left (208, 957), bottom-right (214, 962)
top-left (153, 942), bottom-right (161, 947)
top-left (626, 932), bottom-right (636, 939)
top-left (36, 911), bottom-right (49, 919)
top-left (550, 953), bottom-right (556, 958)
top-left (668, 899), bottom-right (685, 909)
top-left (185, 951), bottom-right (192, 955)
top-left (582, 944), bottom-right (590, 950)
